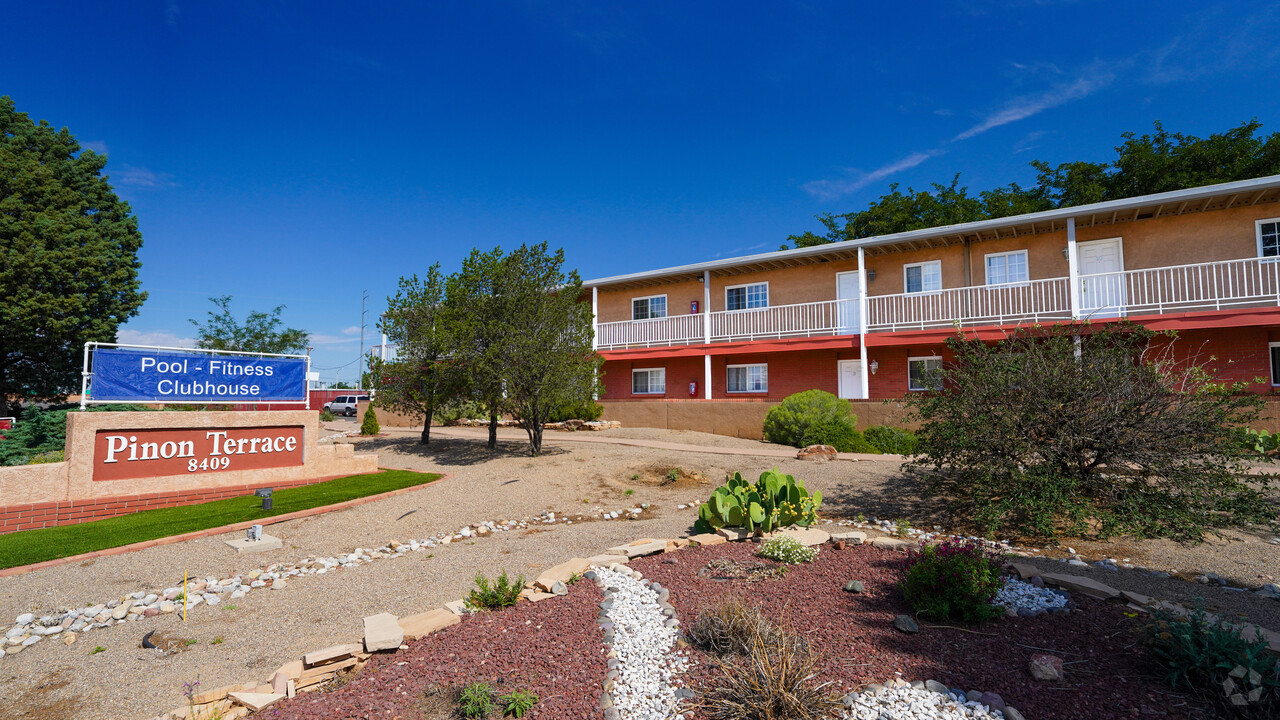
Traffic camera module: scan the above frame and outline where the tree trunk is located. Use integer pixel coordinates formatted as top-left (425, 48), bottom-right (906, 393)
top-left (488, 411), bottom-right (498, 449)
top-left (527, 420), bottom-right (544, 457)
top-left (421, 401), bottom-right (434, 445)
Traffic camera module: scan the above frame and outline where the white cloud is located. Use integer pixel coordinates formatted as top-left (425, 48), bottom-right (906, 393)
top-left (115, 329), bottom-right (195, 348)
top-left (341, 326), bottom-right (362, 335)
top-left (166, 0), bottom-right (179, 26)
top-left (310, 332), bottom-right (361, 346)
top-left (802, 150), bottom-right (942, 202)
top-left (81, 140), bottom-right (109, 154)
top-left (952, 67), bottom-right (1114, 142)
top-left (112, 164), bottom-right (178, 188)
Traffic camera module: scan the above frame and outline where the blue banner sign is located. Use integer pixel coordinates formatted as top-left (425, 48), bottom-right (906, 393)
top-left (90, 348), bottom-right (308, 403)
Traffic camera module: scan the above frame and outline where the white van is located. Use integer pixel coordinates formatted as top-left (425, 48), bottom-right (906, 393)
top-left (323, 395), bottom-right (369, 417)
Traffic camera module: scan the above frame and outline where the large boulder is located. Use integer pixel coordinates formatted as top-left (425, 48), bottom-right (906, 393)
top-left (797, 444), bottom-right (838, 461)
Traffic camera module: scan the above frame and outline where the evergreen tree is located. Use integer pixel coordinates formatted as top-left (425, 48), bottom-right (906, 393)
top-left (0, 96), bottom-right (147, 416)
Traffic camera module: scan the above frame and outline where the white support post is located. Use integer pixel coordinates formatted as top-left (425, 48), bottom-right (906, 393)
top-left (80, 342), bottom-right (92, 411)
top-left (857, 248), bottom-right (871, 401)
top-left (702, 270), bottom-right (712, 344)
top-left (591, 286), bottom-right (599, 351)
top-left (703, 354), bottom-right (712, 400)
top-left (1067, 218), bottom-right (1081, 320)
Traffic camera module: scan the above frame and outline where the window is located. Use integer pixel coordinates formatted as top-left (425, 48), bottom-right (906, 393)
top-left (1258, 219), bottom-right (1280, 258)
top-left (725, 282), bottom-right (768, 311)
top-left (985, 250), bottom-right (1029, 285)
top-left (903, 261), bottom-right (942, 293)
top-left (908, 356), bottom-right (942, 391)
top-left (727, 363), bottom-right (768, 393)
top-left (632, 295), bottom-right (667, 320)
top-left (1271, 343), bottom-right (1280, 386)
top-left (632, 368), bottom-right (665, 395)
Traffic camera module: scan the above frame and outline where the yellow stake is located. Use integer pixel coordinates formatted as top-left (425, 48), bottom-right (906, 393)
top-left (182, 571), bottom-right (188, 622)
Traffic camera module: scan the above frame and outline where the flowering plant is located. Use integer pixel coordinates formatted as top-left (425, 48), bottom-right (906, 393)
top-left (898, 539), bottom-right (1006, 623)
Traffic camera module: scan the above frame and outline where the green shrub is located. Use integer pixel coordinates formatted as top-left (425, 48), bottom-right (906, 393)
top-left (359, 406), bottom-right (380, 435)
top-left (459, 681), bottom-right (497, 718)
top-left (695, 468), bottom-right (822, 535)
top-left (762, 390), bottom-right (857, 448)
top-left (798, 419), bottom-right (879, 453)
top-left (1139, 607), bottom-right (1279, 717)
top-left (906, 322), bottom-right (1278, 542)
top-left (319, 409), bottom-right (336, 422)
top-left (499, 689), bottom-right (539, 718)
top-left (898, 539), bottom-right (1005, 624)
top-left (26, 450), bottom-right (64, 464)
top-left (757, 535), bottom-right (817, 564)
top-left (863, 425), bottom-right (918, 455)
top-left (466, 571), bottom-right (524, 611)
top-left (433, 399), bottom-right (486, 424)
top-left (0, 404), bottom-right (146, 466)
top-left (548, 399), bottom-right (603, 422)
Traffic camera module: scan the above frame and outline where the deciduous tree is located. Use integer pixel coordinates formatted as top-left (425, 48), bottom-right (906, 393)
top-left (786, 119), bottom-right (1280, 249)
top-left (371, 266), bottom-right (460, 444)
top-left (493, 243), bottom-right (601, 456)
top-left (0, 96), bottom-right (147, 416)
top-left (444, 248), bottom-right (509, 449)
top-left (188, 295), bottom-right (309, 354)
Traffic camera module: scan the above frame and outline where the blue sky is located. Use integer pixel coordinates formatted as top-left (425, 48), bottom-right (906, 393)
top-left (5, 1), bottom-right (1278, 381)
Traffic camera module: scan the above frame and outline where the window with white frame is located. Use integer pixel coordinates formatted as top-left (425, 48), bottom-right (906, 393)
top-left (1270, 343), bottom-right (1280, 386)
top-left (985, 250), bottom-right (1029, 285)
top-left (725, 282), bottom-right (768, 311)
top-left (632, 295), bottom-right (667, 320)
top-left (727, 363), bottom-right (768, 393)
top-left (1258, 219), bottom-right (1280, 258)
top-left (908, 356), bottom-right (942, 391)
top-left (904, 261), bottom-right (942, 293)
top-left (631, 368), bottom-right (666, 395)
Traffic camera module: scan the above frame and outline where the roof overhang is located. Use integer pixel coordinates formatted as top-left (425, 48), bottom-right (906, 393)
top-left (584, 175), bottom-right (1280, 291)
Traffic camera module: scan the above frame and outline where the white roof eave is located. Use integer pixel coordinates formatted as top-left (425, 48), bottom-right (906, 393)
top-left (583, 174), bottom-right (1280, 288)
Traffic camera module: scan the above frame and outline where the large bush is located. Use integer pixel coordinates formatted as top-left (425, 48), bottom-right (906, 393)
top-left (863, 425), bottom-right (917, 455)
top-left (797, 418), bottom-right (879, 453)
top-left (548, 398), bottom-right (603, 422)
top-left (906, 322), bottom-right (1277, 542)
top-left (696, 469), bottom-right (822, 535)
top-left (899, 539), bottom-right (1006, 624)
top-left (763, 390), bottom-right (857, 448)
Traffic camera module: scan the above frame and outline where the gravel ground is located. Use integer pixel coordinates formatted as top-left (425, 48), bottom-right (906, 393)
top-left (632, 542), bottom-right (1197, 720)
top-left (0, 428), bottom-right (1276, 720)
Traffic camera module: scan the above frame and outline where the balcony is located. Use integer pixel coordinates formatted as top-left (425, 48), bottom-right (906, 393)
top-left (592, 256), bottom-right (1280, 351)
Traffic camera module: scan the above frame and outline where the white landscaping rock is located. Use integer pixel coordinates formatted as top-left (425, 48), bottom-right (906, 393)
top-left (993, 578), bottom-right (1068, 614)
top-left (844, 684), bottom-right (1007, 719)
top-left (593, 566), bottom-right (688, 720)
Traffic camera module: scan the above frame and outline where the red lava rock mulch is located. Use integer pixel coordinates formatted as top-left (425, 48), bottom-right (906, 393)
top-left (632, 541), bottom-right (1198, 720)
top-left (266, 580), bottom-right (605, 720)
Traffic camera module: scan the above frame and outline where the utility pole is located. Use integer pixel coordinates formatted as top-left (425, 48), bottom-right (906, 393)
top-left (359, 290), bottom-right (368, 389)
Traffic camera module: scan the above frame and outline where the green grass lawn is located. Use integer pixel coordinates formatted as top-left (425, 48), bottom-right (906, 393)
top-left (0, 469), bottom-right (441, 570)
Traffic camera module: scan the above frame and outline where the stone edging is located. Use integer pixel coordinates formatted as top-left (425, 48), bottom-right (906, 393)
top-left (0, 470), bottom-right (449, 579)
top-left (146, 523), bottom-right (1280, 719)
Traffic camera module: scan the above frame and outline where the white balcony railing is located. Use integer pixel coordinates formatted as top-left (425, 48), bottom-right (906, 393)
top-left (866, 277), bottom-right (1072, 332)
top-left (1077, 256), bottom-right (1280, 318)
top-left (592, 256), bottom-right (1280, 350)
top-left (596, 313), bottom-right (703, 350)
top-left (711, 298), bottom-right (860, 342)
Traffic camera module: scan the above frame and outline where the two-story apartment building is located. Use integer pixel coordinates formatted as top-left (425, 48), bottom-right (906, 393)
top-left (583, 175), bottom-right (1280, 437)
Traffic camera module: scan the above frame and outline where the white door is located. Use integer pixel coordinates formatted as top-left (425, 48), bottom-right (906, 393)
top-left (1077, 238), bottom-right (1125, 317)
top-left (838, 359), bottom-right (865, 399)
top-left (836, 272), bottom-right (861, 334)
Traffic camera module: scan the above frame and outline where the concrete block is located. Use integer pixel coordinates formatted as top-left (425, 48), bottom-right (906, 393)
top-left (228, 692), bottom-right (285, 712)
top-left (831, 531), bottom-right (867, 544)
top-left (362, 613), bottom-right (404, 652)
top-left (224, 534), bottom-right (283, 554)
